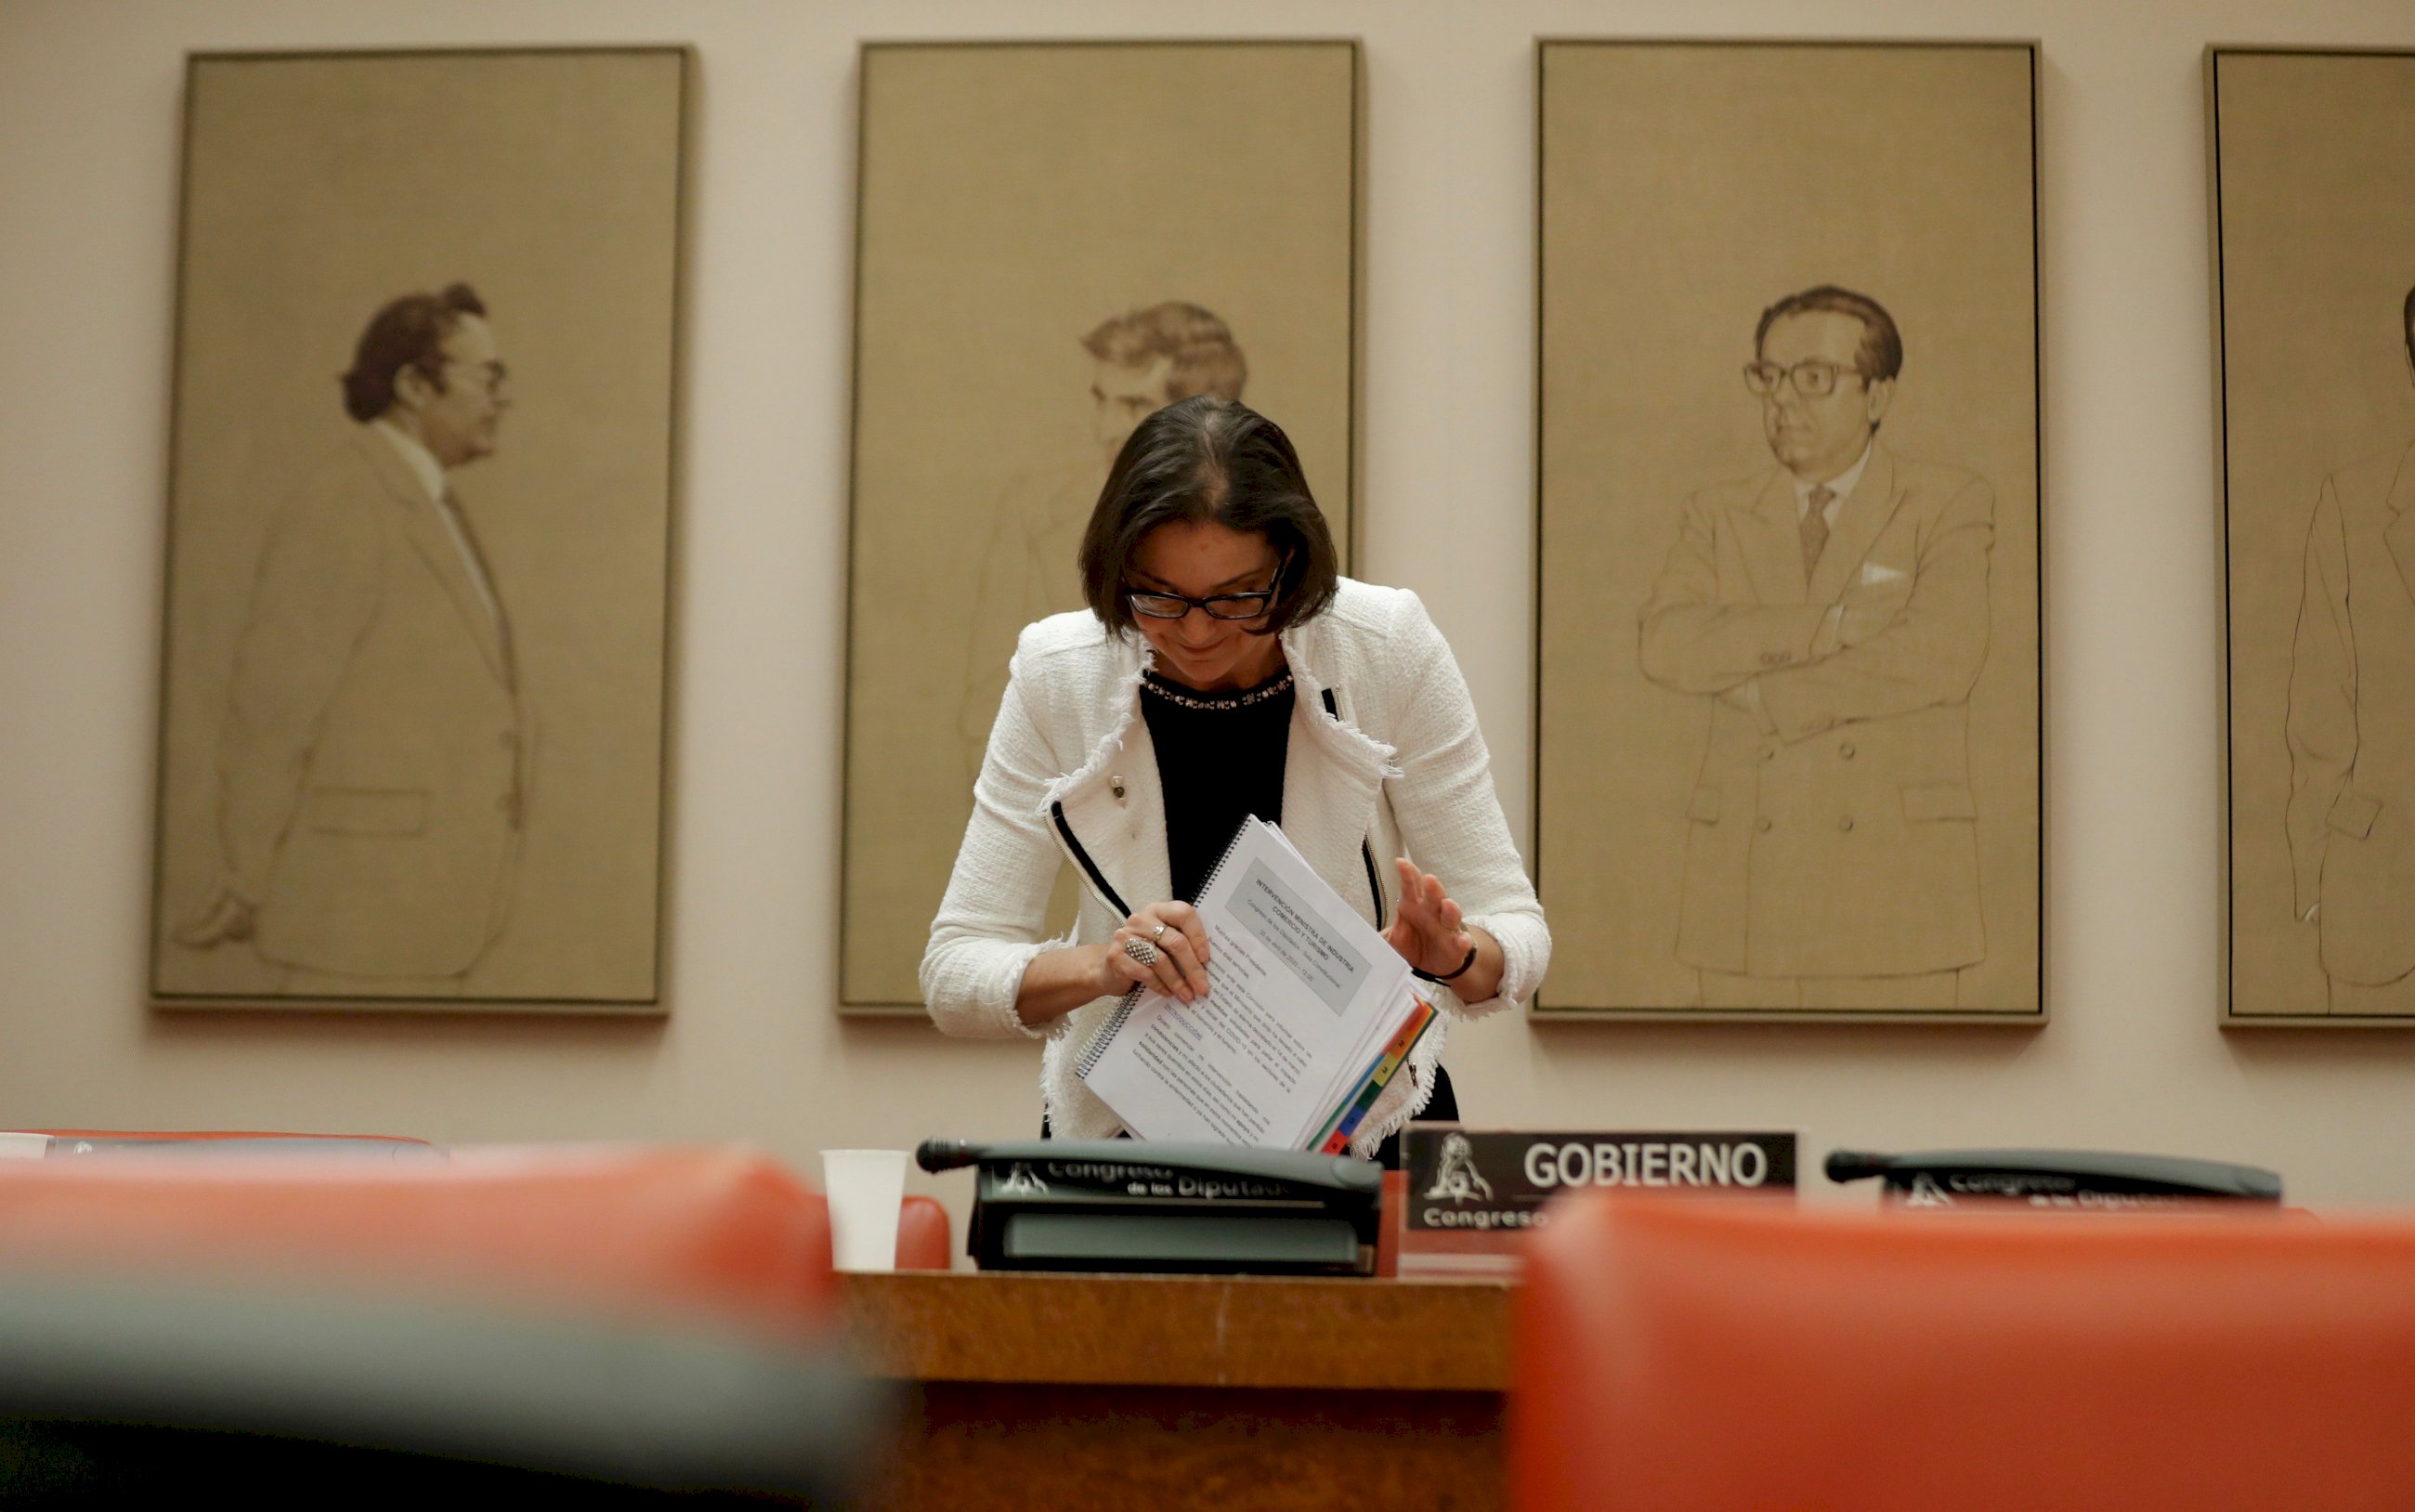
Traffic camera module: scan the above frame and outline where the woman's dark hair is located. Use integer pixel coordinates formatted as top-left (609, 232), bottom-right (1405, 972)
top-left (1077, 396), bottom-right (1340, 637)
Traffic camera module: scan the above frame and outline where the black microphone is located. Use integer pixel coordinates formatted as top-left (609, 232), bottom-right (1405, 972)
top-left (1824, 1149), bottom-right (1888, 1183)
top-left (915, 1140), bottom-right (984, 1173)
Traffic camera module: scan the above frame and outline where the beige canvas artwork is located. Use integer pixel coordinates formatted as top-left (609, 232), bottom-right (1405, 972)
top-left (2216, 50), bottom-right (2415, 1023)
top-left (149, 49), bottom-right (688, 1010)
top-left (1535, 42), bottom-right (2043, 1020)
top-left (843, 41), bottom-right (1360, 1010)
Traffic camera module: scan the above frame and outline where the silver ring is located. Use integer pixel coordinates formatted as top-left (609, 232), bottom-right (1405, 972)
top-left (1151, 922), bottom-right (1169, 944)
top-left (1122, 937), bottom-right (1159, 970)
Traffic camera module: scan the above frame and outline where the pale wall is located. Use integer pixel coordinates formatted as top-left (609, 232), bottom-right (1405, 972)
top-left (5, 0), bottom-right (2413, 1228)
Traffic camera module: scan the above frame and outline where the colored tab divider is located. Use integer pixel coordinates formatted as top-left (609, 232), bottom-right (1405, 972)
top-left (1314, 996), bottom-right (1438, 1154)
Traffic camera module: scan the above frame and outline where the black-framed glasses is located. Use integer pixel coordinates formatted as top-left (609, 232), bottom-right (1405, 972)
top-left (1125, 585), bottom-right (1280, 621)
top-left (1743, 358), bottom-right (1864, 398)
top-left (1126, 549), bottom-right (1290, 621)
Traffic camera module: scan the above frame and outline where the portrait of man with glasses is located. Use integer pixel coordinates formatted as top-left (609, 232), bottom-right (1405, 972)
top-left (1638, 284), bottom-right (1995, 1011)
top-left (956, 301), bottom-right (1247, 785)
top-left (173, 282), bottom-right (535, 997)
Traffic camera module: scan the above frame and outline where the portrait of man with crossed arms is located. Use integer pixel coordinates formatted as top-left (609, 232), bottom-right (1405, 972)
top-left (1638, 285), bottom-right (1995, 1011)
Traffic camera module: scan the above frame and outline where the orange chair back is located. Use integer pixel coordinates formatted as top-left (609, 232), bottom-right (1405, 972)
top-left (0, 1143), bottom-right (833, 1337)
top-left (895, 1193), bottom-right (953, 1271)
top-left (1514, 1193), bottom-right (2415, 1512)
top-left (25, 1129), bottom-right (435, 1146)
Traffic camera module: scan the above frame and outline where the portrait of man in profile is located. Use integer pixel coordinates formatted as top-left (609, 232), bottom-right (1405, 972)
top-left (146, 48), bottom-right (686, 1011)
top-left (174, 282), bottom-right (532, 998)
top-left (2284, 283), bottom-right (2415, 1016)
top-left (1638, 285), bottom-right (1996, 1011)
top-left (955, 300), bottom-right (1247, 773)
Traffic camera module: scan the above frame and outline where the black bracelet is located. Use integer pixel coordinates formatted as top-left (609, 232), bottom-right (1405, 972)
top-left (1412, 944), bottom-right (1481, 984)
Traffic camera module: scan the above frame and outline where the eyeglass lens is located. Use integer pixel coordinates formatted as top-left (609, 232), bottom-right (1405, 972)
top-left (1128, 593), bottom-right (1272, 620)
top-left (1743, 360), bottom-right (1848, 398)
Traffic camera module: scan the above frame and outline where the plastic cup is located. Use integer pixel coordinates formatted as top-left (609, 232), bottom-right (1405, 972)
top-left (820, 1149), bottom-right (909, 1271)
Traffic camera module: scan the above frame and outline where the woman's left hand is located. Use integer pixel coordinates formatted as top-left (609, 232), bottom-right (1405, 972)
top-left (1384, 858), bottom-right (1473, 979)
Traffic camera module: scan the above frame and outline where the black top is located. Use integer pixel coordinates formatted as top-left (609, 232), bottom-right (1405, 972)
top-left (1140, 665), bottom-right (1295, 903)
top-left (1054, 659), bottom-right (1462, 1167)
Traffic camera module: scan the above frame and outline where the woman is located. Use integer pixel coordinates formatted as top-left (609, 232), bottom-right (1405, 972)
top-left (920, 397), bottom-right (1548, 1164)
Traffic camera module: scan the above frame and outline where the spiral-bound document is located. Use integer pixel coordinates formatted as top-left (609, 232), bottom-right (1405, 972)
top-left (1077, 815), bottom-right (1433, 1152)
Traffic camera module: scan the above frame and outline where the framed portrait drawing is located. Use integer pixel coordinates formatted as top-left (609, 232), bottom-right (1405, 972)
top-left (842, 40), bottom-right (1362, 1011)
top-left (1533, 41), bottom-right (2043, 1022)
top-left (2213, 49), bottom-right (2415, 1024)
top-left (148, 48), bottom-right (690, 1011)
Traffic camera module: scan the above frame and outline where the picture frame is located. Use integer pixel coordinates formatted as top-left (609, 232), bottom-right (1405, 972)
top-left (840, 39), bottom-right (1364, 1011)
top-left (147, 46), bottom-right (691, 1011)
top-left (1532, 39), bottom-right (2044, 1022)
top-left (2211, 47), bottom-right (2415, 1025)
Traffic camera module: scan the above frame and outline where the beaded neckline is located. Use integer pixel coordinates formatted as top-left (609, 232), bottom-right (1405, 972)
top-left (1142, 668), bottom-right (1296, 711)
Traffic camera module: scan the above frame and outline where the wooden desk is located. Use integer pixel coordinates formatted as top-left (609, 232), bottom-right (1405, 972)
top-left (836, 1271), bottom-right (1513, 1511)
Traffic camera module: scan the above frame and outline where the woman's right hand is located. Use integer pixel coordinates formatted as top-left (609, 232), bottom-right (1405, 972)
top-left (1103, 901), bottom-right (1212, 1003)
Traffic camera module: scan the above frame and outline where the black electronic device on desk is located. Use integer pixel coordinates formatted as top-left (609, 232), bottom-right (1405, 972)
top-left (1825, 1147), bottom-right (2283, 1212)
top-left (916, 1139), bottom-right (1382, 1275)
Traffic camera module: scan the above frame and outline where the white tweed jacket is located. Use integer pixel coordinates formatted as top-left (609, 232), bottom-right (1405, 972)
top-left (920, 578), bottom-right (1549, 1156)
